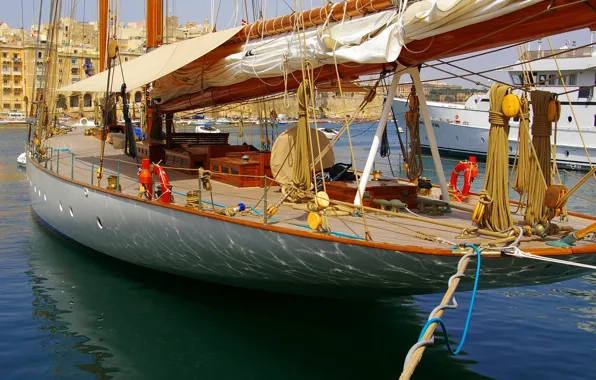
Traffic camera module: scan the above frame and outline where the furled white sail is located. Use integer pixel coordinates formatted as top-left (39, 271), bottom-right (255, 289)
top-left (60, 0), bottom-right (541, 103)
top-left (152, 0), bottom-right (541, 105)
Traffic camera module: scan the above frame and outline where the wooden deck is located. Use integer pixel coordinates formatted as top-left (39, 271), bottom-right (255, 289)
top-left (44, 128), bottom-right (595, 252)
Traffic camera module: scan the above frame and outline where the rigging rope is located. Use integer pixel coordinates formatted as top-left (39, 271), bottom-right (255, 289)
top-left (478, 84), bottom-right (513, 232)
top-left (401, 245), bottom-right (482, 380)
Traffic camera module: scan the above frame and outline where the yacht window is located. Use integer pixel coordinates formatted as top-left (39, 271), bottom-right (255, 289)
top-left (538, 75), bottom-right (547, 85)
top-left (567, 74), bottom-right (577, 86)
top-left (511, 74), bottom-right (522, 85)
top-left (548, 74), bottom-right (559, 86)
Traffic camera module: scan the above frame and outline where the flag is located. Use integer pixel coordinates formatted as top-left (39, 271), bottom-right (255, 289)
top-left (241, 19), bottom-right (247, 26)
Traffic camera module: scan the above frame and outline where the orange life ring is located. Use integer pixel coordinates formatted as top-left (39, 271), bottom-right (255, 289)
top-left (450, 157), bottom-right (478, 201)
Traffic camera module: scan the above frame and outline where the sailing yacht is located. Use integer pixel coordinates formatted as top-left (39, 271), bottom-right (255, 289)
top-left (26, 0), bottom-right (596, 301)
top-left (393, 36), bottom-right (596, 171)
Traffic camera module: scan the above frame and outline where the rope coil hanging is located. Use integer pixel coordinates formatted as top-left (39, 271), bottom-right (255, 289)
top-left (530, 90), bottom-right (554, 186)
top-left (405, 84), bottom-right (423, 181)
top-left (524, 90), bottom-right (554, 228)
top-left (513, 95), bottom-right (531, 198)
top-left (288, 80), bottom-right (313, 200)
top-left (478, 84), bottom-right (514, 232)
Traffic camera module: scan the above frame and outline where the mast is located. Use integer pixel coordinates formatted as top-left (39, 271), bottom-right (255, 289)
top-left (99, 0), bottom-right (108, 72)
top-left (156, 0), bottom-right (163, 46)
top-left (146, 0), bottom-right (163, 51)
top-left (145, 0), bottom-right (164, 144)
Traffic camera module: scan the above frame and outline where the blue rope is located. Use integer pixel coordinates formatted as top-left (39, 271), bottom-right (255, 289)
top-left (417, 244), bottom-right (481, 355)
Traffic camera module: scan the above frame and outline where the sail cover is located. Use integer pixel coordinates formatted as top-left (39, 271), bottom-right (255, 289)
top-left (56, 26), bottom-right (243, 93)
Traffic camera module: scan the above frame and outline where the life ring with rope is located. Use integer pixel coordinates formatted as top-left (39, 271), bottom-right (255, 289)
top-left (449, 156), bottom-right (478, 201)
top-left (153, 163), bottom-right (172, 204)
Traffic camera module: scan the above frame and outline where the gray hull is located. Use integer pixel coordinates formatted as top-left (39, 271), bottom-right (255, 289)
top-left (27, 158), bottom-right (596, 298)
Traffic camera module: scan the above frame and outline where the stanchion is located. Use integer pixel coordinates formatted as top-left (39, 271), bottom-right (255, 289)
top-left (263, 176), bottom-right (268, 225)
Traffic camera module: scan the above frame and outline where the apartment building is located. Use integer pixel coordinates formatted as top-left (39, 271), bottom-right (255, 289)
top-left (0, 43), bottom-right (142, 116)
top-left (1, 46), bottom-right (26, 113)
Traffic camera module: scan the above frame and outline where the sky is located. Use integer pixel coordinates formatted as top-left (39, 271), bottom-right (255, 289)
top-left (2, 0), bottom-right (594, 88)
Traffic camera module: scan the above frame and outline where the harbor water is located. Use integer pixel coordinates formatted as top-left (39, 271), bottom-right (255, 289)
top-left (0, 125), bottom-right (594, 379)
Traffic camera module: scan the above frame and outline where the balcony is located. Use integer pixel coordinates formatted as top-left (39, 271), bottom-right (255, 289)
top-left (2, 70), bottom-right (10, 76)
top-left (13, 83), bottom-right (22, 88)
top-left (12, 71), bottom-right (21, 76)
top-left (2, 83), bottom-right (11, 89)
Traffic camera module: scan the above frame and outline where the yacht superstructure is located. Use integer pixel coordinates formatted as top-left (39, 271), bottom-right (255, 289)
top-left (393, 38), bottom-right (596, 171)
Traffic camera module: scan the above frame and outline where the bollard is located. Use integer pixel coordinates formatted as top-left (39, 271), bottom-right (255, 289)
top-left (91, 157), bottom-right (95, 186)
top-left (56, 150), bottom-right (60, 174)
top-left (50, 149), bottom-right (53, 171)
top-left (71, 153), bottom-right (74, 179)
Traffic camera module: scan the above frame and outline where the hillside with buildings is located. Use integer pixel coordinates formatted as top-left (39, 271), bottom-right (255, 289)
top-left (0, 15), bottom-right (214, 117)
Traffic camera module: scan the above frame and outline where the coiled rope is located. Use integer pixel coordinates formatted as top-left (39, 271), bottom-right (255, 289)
top-left (405, 85), bottom-right (423, 181)
top-left (478, 84), bottom-right (513, 232)
top-left (524, 91), bottom-right (552, 227)
top-left (530, 90), bottom-right (553, 186)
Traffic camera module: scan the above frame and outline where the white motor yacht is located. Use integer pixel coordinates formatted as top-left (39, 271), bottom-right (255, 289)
top-left (393, 37), bottom-right (596, 171)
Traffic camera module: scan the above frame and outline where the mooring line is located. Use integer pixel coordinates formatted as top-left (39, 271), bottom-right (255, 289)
top-left (400, 245), bottom-right (482, 380)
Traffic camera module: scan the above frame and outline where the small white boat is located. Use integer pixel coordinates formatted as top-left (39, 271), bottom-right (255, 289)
top-left (195, 125), bottom-right (221, 133)
top-left (17, 152), bottom-right (26, 167)
top-left (215, 117), bottom-right (232, 125)
top-left (318, 127), bottom-right (339, 140)
top-left (0, 111), bottom-right (26, 125)
top-left (71, 117), bottom-right (96, 129)
top-left (188, 119), bottom-right (212, 126)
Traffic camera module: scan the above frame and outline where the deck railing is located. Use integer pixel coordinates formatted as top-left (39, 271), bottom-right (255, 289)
top-left (521, 46), bottom-right (593, 60)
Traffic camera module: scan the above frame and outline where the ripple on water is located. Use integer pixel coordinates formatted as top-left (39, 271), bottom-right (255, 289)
top-left (1, 127), bottom-right (595, 380)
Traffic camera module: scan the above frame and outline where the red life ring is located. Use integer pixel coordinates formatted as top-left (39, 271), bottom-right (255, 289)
top-left (450, 157), bottom-right (478, 201)
top-left (153, 163), bottom-right (172, 204)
